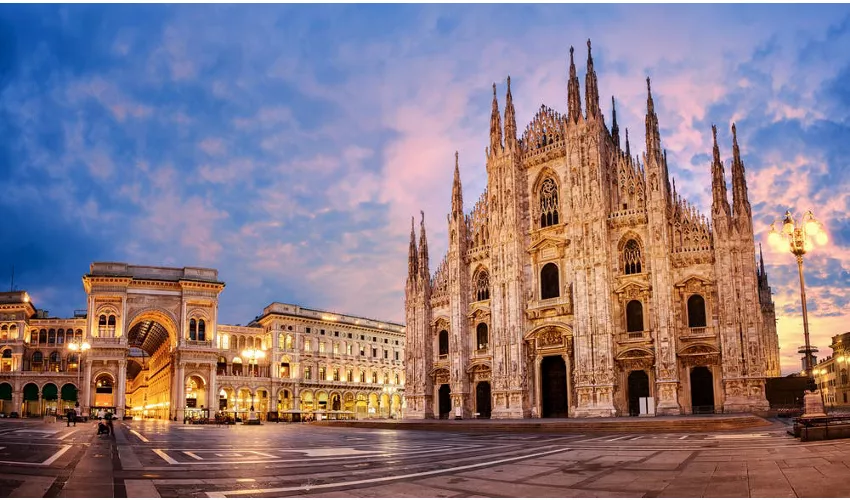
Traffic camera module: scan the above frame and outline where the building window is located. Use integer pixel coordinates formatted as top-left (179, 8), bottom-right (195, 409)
top-left (306, 327), bottom-right (311, 333)
top-left (384, 350), bottom-right (388, 359)
top-left (304, 340), bottom-right (312, 352)
top-left (476, 323), bottom-right (489, 350)
top-left (319, 367), bottom-right (326, 380)
top-left (346, 370), bottom-right (352, 382)
top-left (539, 177), bottom-right (559, 228)
top-left (395, 374), bottom-right (400, 385)
top-left (319, 342), bottom-right (325, 353)
top-left (687, 295), bottom-right (707, 328)
top-left (189, 319), bottom-right (197, 340)
top-left (395, 351), bottom-right (399, 361)
top-left (48, 329), bottom-right (56, 344)
top-left (333, 368), bottom-right (340, 381)
top-left (540, 263), bottom-right (560, 299)
top-left (360, 370), bottom-right (366, 383)
top-left (626, 300), bottom-right (644, 333)
top-left (198, 320), bottom-right (206, 341)
top-left (346, 344), bottom-right (352, 355)
top-left (623, 239), bottom-right (642, 275)
top-left (32, 351), bottom-right (44, 370)
top-left (57, 329), bottom-right (65, 344)
top-left (475, 270), bottom-right (490, 301)
top-left (304, 367), bottom-right (312, 380)
top-left (372, 372), bottom-right (378, 384)
top-left (372, 348), bottom-right (377, 357)
top-left (438, 330), bottom-right (449, 356)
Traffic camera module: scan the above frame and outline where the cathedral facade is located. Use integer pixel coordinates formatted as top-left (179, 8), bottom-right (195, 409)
top-left (404, 41), bottom-right (781, 419)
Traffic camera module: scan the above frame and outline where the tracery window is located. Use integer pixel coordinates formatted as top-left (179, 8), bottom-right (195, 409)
top-left (438, 330), bottom-right (449, 356)
top-left (198, 320), bottom-right (206, 341)
top-left (687, 295), bottom-right (707, 328)
top-left (539, 177), bottom-right (560, 228)
top-left (623, 239), bottom-right (642, 275)
top-left (476, 323), bottom-right (489, 350)
top-left (475, 270), bottom-right (490, 301)
top-left (540, 263), bottom-right (560, 300)
top-left (626, 300), bottom-right (644, 333)
top-left (189, 319), bottom-right (197, 340)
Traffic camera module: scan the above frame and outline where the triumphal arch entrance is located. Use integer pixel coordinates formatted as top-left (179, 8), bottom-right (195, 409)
top-left (82, 263), bottom-right (223, 420)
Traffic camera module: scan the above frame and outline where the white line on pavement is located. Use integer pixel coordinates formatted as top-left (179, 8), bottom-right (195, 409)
top-left (129, 429), bottom-right (150, 443)
top-left (153, 449), bottom-right (178, 465)
top-left (607, 435), bottom-right (634, 442)
top-left (57, 430), bottom-right (77, 440)
top-left (184, 451), bottom-right (204, 460)
top-left (205, 446), bottom-right (572, 498)
top-left (42, 445), bottom-right (72, 466)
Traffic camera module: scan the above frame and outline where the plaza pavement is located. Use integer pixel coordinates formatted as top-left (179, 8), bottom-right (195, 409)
top-left (0, 416), bottom-right (849, 498)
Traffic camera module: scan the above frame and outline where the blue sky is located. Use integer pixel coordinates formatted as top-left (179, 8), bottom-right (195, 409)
top-left (1, 5), bottom-right (848, 373)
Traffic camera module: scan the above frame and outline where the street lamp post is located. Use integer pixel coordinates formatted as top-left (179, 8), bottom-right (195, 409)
top-left (768, 210), bottom-right (828, 415)
top-left (67, 341), bottom-right (91, 412)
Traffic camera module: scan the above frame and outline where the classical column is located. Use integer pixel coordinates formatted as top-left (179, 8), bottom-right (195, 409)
top-left (83, 359), bottom-right (93, 415)
top-left (534, 355), bottom-right (542, 418)
top-left (562, 354), bottom-right (572, 417)
top-left (293, 385), bottom-right (301, 411)
top-left (116, 360), bottom-right (127, 418)
top-left (176, 362), bottom-right (185, 421)
top-left (208, 365), bottom-right (217, 413)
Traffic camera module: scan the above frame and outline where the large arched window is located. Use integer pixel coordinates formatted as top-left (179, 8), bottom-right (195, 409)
top-left (39, 329), bottom-right (47, 344)
top-left (49, 351), bottom-right (61, 372)
top-left (475, 270), bottom-right (490, 301)
top-left (48, 329), bottom-right (56, 344)
top-left (476, 323), bottom-right (489, 350)
top-left (626, 300), bottom-right (644, 333)
top-left (198, 320), bottom-right (206, 341)
top-left (32, 351), bottom-right (44, 370)
top-left (107, 315), bottom-right (116, 327)
top-left (189, 319), bottom-right (197, 340)
top-left (623, 239), bottom-right (642, 275)
top-left (539, 177), bottom-right (559, 228)
top-left (1, 325), bottom-right (7, 341)
top-left (438, 330), bottom-right (449, 356)
top-left (57, 329), bottom-right (65, 344)
top-left (540, 263), bottom-right (560, 300)
top-left (687, 295), bottom-right (707, 328)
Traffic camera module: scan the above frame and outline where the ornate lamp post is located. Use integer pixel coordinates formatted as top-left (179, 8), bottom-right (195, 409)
top-left (768, 210), bottom-right (828, 412)
top-left (67, 341), bottom-right (91, 409)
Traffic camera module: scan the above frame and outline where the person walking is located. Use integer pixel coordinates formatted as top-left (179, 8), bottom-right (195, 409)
top-left (74, 403), bottom-right (81, 425)
top-left (104, 409), bottom-right (114, 436)
top-left (66, 407), bottom-right (74, 427)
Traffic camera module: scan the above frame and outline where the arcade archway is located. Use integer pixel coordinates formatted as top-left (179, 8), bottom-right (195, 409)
top-left (124, 315), bottom-right (176, 419)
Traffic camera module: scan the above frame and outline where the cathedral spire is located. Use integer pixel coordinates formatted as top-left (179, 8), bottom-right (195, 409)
top-left (489, 83), bottom-right (503, 154)
top-left (645, 77), bottom-right (662, 162)
top-left (759, 242), bottom-right (766, 277)
top-left (504, 76), bottom-right (517, 150)
top-left (567, 46), bottom-right (582, 124)
top-left (611, 96), bottom-right (620, 149)
top-left (451, 151), bottom-right (463, 216)
top-left (730, 123), bottom-right (751, 222)
top-left (408, 216), bottom-right (418, 282)
top-left (625, 127), bottom-right (631, 157)
top-left (418, 211), bottom-right (429, 281)
top-left (710, 124), bottom-right (731, 221)
top-left (585, 39), bottom-right (600, 119)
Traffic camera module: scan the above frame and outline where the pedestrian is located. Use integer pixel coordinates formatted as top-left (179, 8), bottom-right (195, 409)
top-left (66, 407), bottom-right (74, 427)
top-left (74, 403), bottom-right (80, 426)
top-left (104, 409), bottom-right (114, 436)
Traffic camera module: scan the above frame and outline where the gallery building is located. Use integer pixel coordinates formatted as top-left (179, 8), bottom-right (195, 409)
top-left (0, 262), bottom-right (405, 420)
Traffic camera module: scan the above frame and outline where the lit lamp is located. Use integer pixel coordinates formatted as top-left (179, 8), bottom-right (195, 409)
top-left (67, 341), bottom-right (91, 410)
top-left (241, 348), bottom-right (265, 378)
top-left (768, 210), bottom-right (828, 415)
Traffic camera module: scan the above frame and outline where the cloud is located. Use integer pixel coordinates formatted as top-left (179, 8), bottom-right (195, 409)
top-left (0, 5), bottom-right (847, 371)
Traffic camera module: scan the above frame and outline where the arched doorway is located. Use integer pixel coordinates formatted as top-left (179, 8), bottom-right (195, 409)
top-left (476, 381), bottom-right (491, 419)
top-left (60, 383), bottom-right (78, 412)
top-left (355, 393), bottom-right (367, 419)
top-left (331, 393), bottom-right (341, 411)
top-left (42, 383), bottom-right (58, 416)
top-left (438, 384), bottom-right (451, 419)
top-left (627, 370), bottom-right (650, 416)
top-left (23, 383), bottom-right (39, 417)
top-left (541, 356), bottom-right (568, 418)
top-left (93, 374), bottom-right (115, 410)
top-left (184, 376), bottom-right (205, 410)
top-left (690, 366), bottom-right (714, 414)
top-left (126, 316), bottom-right (175, 419)
top-left (0, 382), bottom-right (12, 415)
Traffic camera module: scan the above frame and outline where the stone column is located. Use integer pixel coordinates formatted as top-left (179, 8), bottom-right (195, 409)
top-left (116, 360), bottom-right (127, 418)
top-left (208, 365), bottom-right (217, 413)
top-left (83, 359), bottom-right (93, 415)
top-left (533, 355), bottom-right (542, 418)
top-left (176, 362), bottom-right (185, 422)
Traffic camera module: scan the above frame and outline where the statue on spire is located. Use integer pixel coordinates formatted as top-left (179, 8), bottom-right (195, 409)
top-left (585, 39), bottom-right (599, 119)
top-left (567, 46), bottom-right (582, 124)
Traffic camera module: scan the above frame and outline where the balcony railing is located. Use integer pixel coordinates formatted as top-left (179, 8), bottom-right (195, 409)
top-left (619, 330), bottom-right (649, 342)
top-left (185, 339), bottom-right (213, 347)
top-left (91, 336), bottom-right (123, 344)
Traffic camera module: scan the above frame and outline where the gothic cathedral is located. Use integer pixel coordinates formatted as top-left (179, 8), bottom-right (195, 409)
top-left (404, 41), bottom-right (781, 419)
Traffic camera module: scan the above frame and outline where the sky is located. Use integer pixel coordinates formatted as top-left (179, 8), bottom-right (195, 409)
top-left (1, 5), bottom-right (848, 375)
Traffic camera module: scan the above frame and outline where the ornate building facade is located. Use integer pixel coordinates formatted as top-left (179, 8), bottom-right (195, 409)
top-left (404, 41), bottom-right (781, 419)
top-left (0, 263), bottom-right (405, 420)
